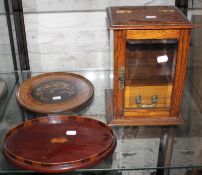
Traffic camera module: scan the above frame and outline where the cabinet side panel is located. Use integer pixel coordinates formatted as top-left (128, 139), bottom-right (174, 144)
top-left (170, 29), bottom-right (191, 117)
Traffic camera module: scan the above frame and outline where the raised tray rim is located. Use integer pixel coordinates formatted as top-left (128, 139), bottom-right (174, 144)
top-left (3, 115), bottom-right (117, 173)
top-left (16, 72), bottom-right (94, 114)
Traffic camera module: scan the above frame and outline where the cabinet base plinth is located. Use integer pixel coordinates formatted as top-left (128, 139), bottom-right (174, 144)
top-left (105, 89), bottom-right (185, 126)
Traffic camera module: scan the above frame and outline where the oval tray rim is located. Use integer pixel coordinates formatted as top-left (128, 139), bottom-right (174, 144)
top-left (3, 115), bottom-right (116, 173)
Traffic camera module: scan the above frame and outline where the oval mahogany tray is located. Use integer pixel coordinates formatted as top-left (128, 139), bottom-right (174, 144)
top-left (3, 115), bottom-right (116, 173)
top-left (16, 72), bottom-right (94, 114)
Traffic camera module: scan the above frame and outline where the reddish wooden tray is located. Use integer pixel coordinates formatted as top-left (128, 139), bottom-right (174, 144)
top-left (16, 72), bottom-right (94, 114)
top-left (3, 115), bottom-right (116, 173)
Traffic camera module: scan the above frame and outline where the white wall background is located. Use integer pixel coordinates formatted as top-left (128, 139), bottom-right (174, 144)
top-left (0, 0), bottom-right (176, 72)
top-left (24, 12), bottom-right (109, 71)
top-left (22, 0), bottom-right (175, 72)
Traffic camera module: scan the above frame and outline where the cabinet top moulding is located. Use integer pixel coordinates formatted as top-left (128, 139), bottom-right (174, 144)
top-left (106, 6), bottom-right (194, 30)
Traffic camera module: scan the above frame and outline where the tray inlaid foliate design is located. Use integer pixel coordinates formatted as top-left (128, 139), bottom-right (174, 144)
top-left (16, 72), bottom-right (94, 113)
top-left (31, 80), bottom-right (78, 104)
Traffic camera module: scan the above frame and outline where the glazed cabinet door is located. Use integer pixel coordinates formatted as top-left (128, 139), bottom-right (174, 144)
top-left (124, 30), bottom-right (180, 117)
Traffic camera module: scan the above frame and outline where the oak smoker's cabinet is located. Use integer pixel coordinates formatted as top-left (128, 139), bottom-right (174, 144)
top-left (105, 6), bottom-right (194, 126)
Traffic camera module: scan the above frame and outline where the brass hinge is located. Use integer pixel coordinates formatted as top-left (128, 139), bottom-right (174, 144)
top-left (116, 10), bottom-right (132, 14)
top-left (118, 67), bottom-right (125, 90)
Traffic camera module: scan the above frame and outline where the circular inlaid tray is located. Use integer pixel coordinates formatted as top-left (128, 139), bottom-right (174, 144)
top-left (16, 72), bottom-right (94, 114)
top-left (3, 115), bottom-right (116, 173)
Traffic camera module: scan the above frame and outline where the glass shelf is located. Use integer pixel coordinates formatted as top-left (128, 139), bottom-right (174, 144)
top-left (0, 73), bottom-right (18, 121)
top-left (0, 70), bottom-right (202, 174)
top-left (0, 1), bottom-right (202, 174)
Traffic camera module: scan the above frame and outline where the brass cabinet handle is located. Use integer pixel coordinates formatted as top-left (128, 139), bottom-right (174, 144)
top-left (135, 95), bottom-right (158, 108)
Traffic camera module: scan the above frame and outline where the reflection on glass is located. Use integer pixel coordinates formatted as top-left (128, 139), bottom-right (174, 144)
top-left (125, 39), bottom-right (178, 109)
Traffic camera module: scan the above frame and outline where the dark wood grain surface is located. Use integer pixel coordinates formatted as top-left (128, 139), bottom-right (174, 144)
top-left (107, 6), bottom-right (194, 29)
top-left (3, 115), bottom-right (116, 173)
top-left (16, 72), bottom-right (94, 114)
